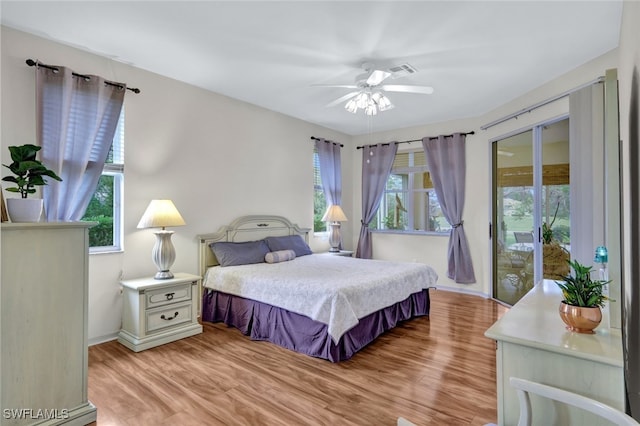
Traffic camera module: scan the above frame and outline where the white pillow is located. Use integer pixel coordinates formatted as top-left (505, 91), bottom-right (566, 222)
top-left (265, 249), bottom-right (296, 264)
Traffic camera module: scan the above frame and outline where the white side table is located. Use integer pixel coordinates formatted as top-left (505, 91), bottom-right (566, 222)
top-left (118, 272), bottom-right (203, 352)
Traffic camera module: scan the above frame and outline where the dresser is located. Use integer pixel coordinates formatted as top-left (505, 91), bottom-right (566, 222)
top-left (118, 273), bottom-right (202, 352)
top-left (485, 279), bottom-right (624, 426)
top-left (1, 222), bottom-right (96, 426)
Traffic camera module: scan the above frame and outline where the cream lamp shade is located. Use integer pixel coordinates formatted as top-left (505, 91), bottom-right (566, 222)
top-left (321, 205), bottom-right (348, 223)
top-left (137, 199), bottom-right (186, 230)
top-left (322, 205), bottom-right (348, 252)
top-left (137, 200), bottom-right (185, 280)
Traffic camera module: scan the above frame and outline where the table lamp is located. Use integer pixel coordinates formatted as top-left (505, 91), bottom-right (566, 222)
top-left (137, 199), bottom-right (186, 279)
top-left (322, 204), bottom-right (348, 252)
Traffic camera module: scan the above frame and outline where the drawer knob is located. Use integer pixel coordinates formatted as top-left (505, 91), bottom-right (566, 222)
top-left (160, 312), bottom-right (179, 321)
top-left (165, 292), bottom-right (175, 301)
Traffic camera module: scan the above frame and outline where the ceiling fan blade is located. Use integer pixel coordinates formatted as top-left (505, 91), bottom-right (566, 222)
top-left (325, 91), bottom-right (359, 107)
top-left (381, 84), bottom-right (434, 95)
top-left (366, 70), bottom-right (391, 86)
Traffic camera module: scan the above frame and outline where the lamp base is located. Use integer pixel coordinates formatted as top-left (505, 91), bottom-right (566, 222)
top-left (154, 270), bottom-right (175, 280)
top-left (152, 230), bottom-right (177, 280)
top-left (327, 222), bottom-right (342, 252)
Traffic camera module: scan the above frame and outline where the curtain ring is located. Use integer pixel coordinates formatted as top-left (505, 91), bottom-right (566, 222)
top-left (452, 221), bottom-right (464, 228)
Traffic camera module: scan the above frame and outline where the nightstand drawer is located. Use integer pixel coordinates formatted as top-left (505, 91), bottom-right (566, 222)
top-left (146, 283), bottom-right (192, 308)
top-left (146, 302), bottom-right (192, 333)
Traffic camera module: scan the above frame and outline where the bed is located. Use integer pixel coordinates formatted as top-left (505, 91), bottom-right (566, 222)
top-left (198, 215), bottom-right (438, 362)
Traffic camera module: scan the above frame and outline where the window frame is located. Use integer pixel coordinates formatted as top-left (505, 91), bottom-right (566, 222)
top-left (372, 149), bottom-right (450, 236)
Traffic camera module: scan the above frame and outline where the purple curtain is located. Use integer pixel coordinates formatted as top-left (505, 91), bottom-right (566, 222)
top-left (36, 64), bottom-right (125, 220)
top-left (314, 139), bottom-right (342, 205)
top-left (356, 143), bottom-right (398, 259)
top-left (422, 134), bottom-right (476, 283)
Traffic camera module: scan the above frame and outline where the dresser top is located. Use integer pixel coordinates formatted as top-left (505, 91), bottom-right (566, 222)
top-left (1, 221), bottom-right (95, 230)
top-left (485, 279), bottom-right (623, 367)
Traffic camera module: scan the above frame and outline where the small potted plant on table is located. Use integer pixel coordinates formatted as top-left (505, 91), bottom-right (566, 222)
top-left (556, 259), bottom-right (610, 334)
top-left (2, 144), bottom-right (62, 222)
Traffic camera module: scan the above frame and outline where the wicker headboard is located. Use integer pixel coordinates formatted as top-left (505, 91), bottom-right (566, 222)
top-left (197, 215), bottom-right (310, 277)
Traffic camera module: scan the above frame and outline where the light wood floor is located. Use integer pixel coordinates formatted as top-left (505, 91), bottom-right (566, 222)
top-left (88, 289), bottom-right (508, 426)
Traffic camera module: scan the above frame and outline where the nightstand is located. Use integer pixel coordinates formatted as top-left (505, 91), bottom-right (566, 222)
top-left (118, 272), bottom-right (202, 352)
top-left (327, 250), bottom-right (354, 257)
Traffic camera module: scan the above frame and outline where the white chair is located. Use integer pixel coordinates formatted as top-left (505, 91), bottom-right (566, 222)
top-left (514, 231), bottom-right (534, 243)
top-left (510, 377), bottom-right (639, 426)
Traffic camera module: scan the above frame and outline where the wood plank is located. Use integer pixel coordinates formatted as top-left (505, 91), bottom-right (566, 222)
top-left (87, 289), bottom-right (508, 425)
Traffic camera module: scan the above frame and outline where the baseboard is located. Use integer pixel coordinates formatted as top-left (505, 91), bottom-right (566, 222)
top-left (430, 285), bottom-right (490, 299)
top-left (88, 332), bottom-right (119, 346)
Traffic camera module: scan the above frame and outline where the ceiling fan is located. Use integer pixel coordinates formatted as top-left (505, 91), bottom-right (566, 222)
top-left (317, 62), bottom-right (434, 115)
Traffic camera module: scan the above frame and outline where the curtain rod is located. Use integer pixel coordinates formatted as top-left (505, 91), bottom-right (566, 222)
top-left (26, 59), bottom-right (141, 94)
top-left (310, 136), bottom-right (344, 147)
top-left (480, 76), bottom-right (604, 131)
top-left (356, 131), bottom-right (475, 150)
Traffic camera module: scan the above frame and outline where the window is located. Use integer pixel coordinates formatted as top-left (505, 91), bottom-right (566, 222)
top-left (82, 110), bottom-right (124, 252)
top-left (313, 147), bottom-right (327, 232)
top-left (371, 149), bottom-right (450, 234)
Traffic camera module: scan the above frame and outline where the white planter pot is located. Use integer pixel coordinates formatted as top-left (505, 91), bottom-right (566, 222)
top-left (6, 198), bottom-right (43, 222)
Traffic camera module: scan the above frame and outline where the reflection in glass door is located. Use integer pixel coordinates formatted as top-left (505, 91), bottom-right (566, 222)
top-left (492, 118), bottom-right (571, 306)
top-left (493, 130), bottom-right (535, 306)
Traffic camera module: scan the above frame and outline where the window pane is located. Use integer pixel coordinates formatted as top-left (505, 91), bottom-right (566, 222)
top-left (314, 188), bottom-right (327, 232)
top-left (82, 174), bottom-right (115, 247)
top-left (373, 150), bottom-right (449, 234)
top-left (313, 149), bottom-right (327, 232)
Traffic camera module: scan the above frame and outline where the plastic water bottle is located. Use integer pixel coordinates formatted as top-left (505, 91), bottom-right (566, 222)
top-left (594, 246), bottom-right (609, 329)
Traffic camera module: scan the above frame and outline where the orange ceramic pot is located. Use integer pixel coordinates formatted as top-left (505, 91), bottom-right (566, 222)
top-left (558, 302), bottom-right (602, 334)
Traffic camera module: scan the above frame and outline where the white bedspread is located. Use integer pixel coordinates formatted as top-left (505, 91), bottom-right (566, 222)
top-left (203, 254), bottom-right (438, 342)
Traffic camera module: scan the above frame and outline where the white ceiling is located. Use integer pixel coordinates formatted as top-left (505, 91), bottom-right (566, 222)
top-left (1, 1), bottom-right (623, 136)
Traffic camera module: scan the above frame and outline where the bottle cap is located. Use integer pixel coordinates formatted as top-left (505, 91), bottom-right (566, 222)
top-left (594, 246), bottom-right (608, 263)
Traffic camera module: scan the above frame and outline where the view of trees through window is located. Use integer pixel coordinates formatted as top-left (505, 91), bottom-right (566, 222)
top-left (81, 111), bottom-right (123, 249)
top-left (83, 174), bottom-right (116, 247)
top-left (372, 150), bottom-right (449, 233)
top-left (313, 148), bottom-right (327, 232)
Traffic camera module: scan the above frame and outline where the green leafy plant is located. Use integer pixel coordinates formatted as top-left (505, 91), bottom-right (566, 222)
top-left (556, 259), bottom-right (611, 308)
top-left (2, 144), bottom-right (61, 198)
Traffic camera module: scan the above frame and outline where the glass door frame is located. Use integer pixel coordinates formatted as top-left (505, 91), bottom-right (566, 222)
top-left (490, 114), bottom-right (569, 302)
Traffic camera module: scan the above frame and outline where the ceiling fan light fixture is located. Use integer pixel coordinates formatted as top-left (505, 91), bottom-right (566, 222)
top-left (364, 104), bottom-right (377, 116)
top-left (345, 98), bottom-right (358, 113)
top-left (343, 90), bottom-right (395, 115)
top-left (355, 92), bottom-right (369, 109)
top-left (372, 92), bottom-right (394, 111)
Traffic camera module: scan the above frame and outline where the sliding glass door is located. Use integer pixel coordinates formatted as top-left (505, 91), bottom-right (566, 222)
top-left (492, 118), bottom-right (570, 305)
top-left (492, 130), bottom-right (535, 305)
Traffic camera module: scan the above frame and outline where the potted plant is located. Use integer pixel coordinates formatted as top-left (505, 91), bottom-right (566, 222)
top-left (2, 144), bottom-right (62, 222)
top-left (556, 259), bottom-right (611, 334)
top-left (542, 201), bottom-right (570, 279)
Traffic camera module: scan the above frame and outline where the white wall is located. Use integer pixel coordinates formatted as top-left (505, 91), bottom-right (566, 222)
top-left (350, 49), bottom-right (618, 297)
top-left (0, 27), bottom-right (353, 343)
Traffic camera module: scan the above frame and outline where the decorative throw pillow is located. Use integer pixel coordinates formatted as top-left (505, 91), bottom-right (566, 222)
top-left (264, 235), bottom-right (312, 257)
top-left (265, 249), bottom-right (296, 264)
top-left (210, 240), bottom-right (270, 267)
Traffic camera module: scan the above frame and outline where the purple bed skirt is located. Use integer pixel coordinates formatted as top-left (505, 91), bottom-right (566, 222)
top-left (201, 289), bottom-right (430, 362)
